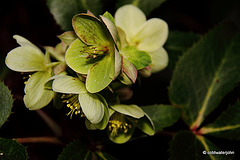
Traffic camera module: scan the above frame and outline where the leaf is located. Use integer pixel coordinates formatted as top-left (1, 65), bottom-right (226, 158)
top-left (47, 0), bottom-right (103, 31)
top-left (169, 131), bottom-right (231, 160)
top-left (116, 0), bottom-right (167, 16)
top-left (72, 14), bottom-right (110, 46)
top-left (199, 101), bottom-right (240, 140)
top-left (95, 151), bottom-right (118, 160)
top-left (164, 31), bottom-right (201, 70)
top-left (0, 82), bottom-right (14, 128)
top-left (58, 140), bottom-right (89, 160)
top-left (0, 138), bottom-right (28, 160)
top-left (141, 105), bottom-right (181, 132)
top-left (169, 22), bottom-right (240, 128)
top-left (120, 46), bottom-right (151, 70)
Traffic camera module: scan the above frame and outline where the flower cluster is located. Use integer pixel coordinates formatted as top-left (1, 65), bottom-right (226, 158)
top-left (5, 5), bottom-right (168, 143)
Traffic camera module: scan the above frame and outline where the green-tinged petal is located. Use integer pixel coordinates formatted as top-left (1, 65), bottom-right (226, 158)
top-left (122, 57), bottom-right (138, 83)
top-left (52, 75), bottom-right (87, 94)
top-left (72, 14), bottom-right (110, 46)
top-left (86, 53), bottom-right (114, 93)
top-left (109, 123), bottom-right (135, 144)
top-left (150, 47), bottom-right (168, 73)
top-left (111, 104), bottom-right (145, 119)
top-left (93, 94), bottom-right (109, 130)
top-left (115, 5), bottom-right (146, 41)
top-left (13, 35), bottom-right (42, 53)
top-left (114, 49), bottom-right (122, 79)
top-left (65, 39), bottom-right (97, 74)
top-left (121, 46), bottom-right (151, 70)
top-left (100, 15), bottom-right (120, 48)
top-left (24, 70), bottom-right (54, 110)
top-left (118, 71), bottom-right (133, 85)
top-left (135, 18), bottom-right (168, 52)
top-left (117, 27), bottom-right (128, 49)
top-left (136, 114), bottom-right (155, 136)
top-left (85, 119), bottom-right (98, 130)
top-left (58, 31), bottom-right (78, 46)
top-left (5, 46), bottom-right (46, 72)
top-left (102, 11), bottom-right (115, 24)
top-left (79, 93), bottom-right (105, 124)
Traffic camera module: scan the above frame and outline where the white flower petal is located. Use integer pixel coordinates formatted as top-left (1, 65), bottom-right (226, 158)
top-left (111, 104), bottom-right (145, 119)
top-left (79, 93), bottom-right (105, 124)
top-left (150, 47), bottom-right (169, 73)
top-left (5, 46), bottom-right (46, 72)
top-left (52, 75), bottom-right (87, 94)
top-left (135, 18), bottom-right (168, 52)
top-left (115, 5), bottom-right (146, 41)
top-left (24, 70), bottom-right (54, 110)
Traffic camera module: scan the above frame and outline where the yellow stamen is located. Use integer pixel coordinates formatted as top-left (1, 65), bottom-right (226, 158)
top-left (108, 113), bottom-right (131, 137)
top-left (61, 94), bottom-right (84, 119)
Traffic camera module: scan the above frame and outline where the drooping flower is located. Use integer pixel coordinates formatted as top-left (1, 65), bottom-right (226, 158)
top-left (5, 35), bottom-right (56, 110)
top-left (108, 104), bottom-right (154, 143)
top-left (115, 5), bottom-right (169, 73)
top-left (52, 75), bottom-right (109, 129)
top-left (65, 13), bottom-right (121, 93)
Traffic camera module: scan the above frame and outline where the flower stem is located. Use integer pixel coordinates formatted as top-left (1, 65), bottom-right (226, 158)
top-left (14, 137), bottom-right (64, 145)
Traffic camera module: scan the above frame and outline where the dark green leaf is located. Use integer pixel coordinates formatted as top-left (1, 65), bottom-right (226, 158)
top-left (0, 81), bottom-right (14, 128)
top-left (58, 140), bottom-right (90, 160)
top-left (200, 101), bottom-right (240, 140)
top-left (116, 0), bottom-right (166, 16)
top-left (0, 138), bottom-right (28, 160)
top-left (169, 22), bottom-right (240, 128)
top-left (169, 131), bottom-right (231, 160)
top-left (165, 31), bottom-right (201, 70)
top-left (47, 0), bottom-right (103, 31)
top-left (141, 105), bottom-right (181, 132)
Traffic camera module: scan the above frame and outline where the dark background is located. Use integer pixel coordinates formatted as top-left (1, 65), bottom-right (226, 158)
top-left (0, 0), bottom-right (239, 159)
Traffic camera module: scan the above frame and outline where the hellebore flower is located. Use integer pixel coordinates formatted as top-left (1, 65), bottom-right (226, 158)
top-left (115, 5), bottom-right (169, 73)
top-left (108, 104), bottom-right (154, 143)
top-left (52, 75), bottom-right (109, 129)
top-left (5, 35), bottom-right (55, 110)
top-left (65, 13), bottom-right (121, 93)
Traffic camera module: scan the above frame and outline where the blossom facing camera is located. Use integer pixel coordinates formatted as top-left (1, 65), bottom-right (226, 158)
top-left (5, 35), bottom-right (56, 110)
top-left (65, 13), bottom-right (121, 93)
top-left (115, 4), bottom-right (169, 73)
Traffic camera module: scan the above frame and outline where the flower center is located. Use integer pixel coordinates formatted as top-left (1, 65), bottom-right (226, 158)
top-left (82, 45), bottom-right (109, 59)
top-left (108, 113), bottom-right (131, 137)
top-left (61, 94), bottom-right (84, 119)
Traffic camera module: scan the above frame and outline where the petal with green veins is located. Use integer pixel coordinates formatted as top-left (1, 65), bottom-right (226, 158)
top-left (72, 14), bottom-right (110, 46)
top-left (5, 46), bottom-right (46, 72)
top-left (136, 114), bottom-right (155, 136)
top-left (65, 39), bottom-right (98, 74)
top-left (115, 5), bottom-right (146, 41)
top-left (94, 94), bottom-right (109, 130)
top-left (150, 47), bottom-right (169, 73)
top-left (114, 49), bottom-right (122, 79)
top-left (100, 15), bottom-right (120, 48)
top-left (58, 31), bottom-right (78, 46)
top-left (122, 57), bottom-right (137, 83)
top-left (135, 18), bottom-right (168, 52)
top-left (111, 104), bottom-right (145, 119)
top-left (86, 52), bottom-right (114, 93)
top-left (79, 92), bottom-right (105, 124)
top-left (52, 75), bottom-right (87, 94)
top-left (121, 46), bottom-right (151, 70)
top-left (24, 70), bottom-right (54, 110)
